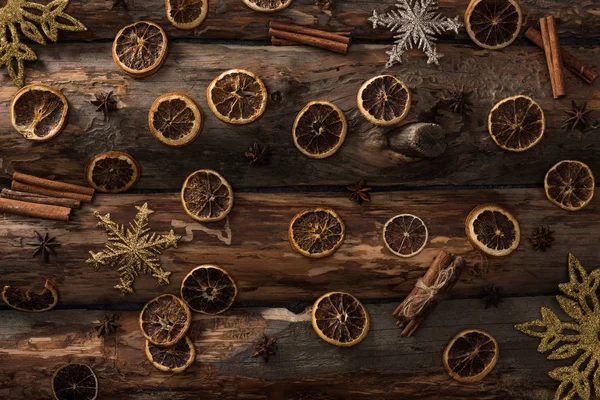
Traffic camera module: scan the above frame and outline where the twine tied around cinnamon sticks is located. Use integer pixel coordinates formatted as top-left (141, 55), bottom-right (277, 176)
top-left (393, 251), bottom-right (466, 337)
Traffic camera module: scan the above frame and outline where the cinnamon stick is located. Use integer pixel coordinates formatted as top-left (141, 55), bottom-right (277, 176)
top-left (269, 28), bottom-right (348, 54)
top-left (12, 181), bottom-right (93, 203)
top-left (539, 18), bottom-right (557, 98)
top-left (271, 37), bottom-right (297, 46)
top-left (13, 172), bottom-right (94, 196)
top-left (0, 198), bottom-right (71, 221)
top-left (546, 16), bottom-right (566, 98)
top-left (525, 27), bottom-right (597, 84)
top-left (1, 189), bottom-right (81, 208)
top-left (270, 21), bottom-right (351, 44)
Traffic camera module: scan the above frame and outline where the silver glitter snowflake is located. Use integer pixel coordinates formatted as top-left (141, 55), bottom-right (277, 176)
top-left (369, 0), bottom-right (462, 67)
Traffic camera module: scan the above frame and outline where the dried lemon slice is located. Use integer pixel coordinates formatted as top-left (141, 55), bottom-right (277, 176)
top-left (165, 0), bottom-right (208, 29)
top-left (2, 279), bottom-right (58, 312)
top-left (181, 265), bottom-right (238, 314)
top-left (206, 69), bottom-right (267, 124)
top-left (465, 0), bottom-right (522, 50)
top-left (10, 84), bottom-right (68, 141)
top-left (383, 214), bottom-right (428, 258)
top-left (85, 151), bottom-right (140, 193)
top-left (148, 92), bottom-right (203, 147)
top-left (288, 208), bottom-right (345, 258)
top-left (51, 364), bottom-right (98, 400)
top-left (293, 101), bottom-right (347, 159)
top-left (112, 21), bottom-right (168, 77)
top-left (242, 0), bottom-right (293, 12)
top-left (357, 75), bottom-right (411, 126)
top-left (488, 95), bottom-right (544, 152)
top-left (443, 329), bottom-right (499, 383)
top-left (465, 204), bottom-right (520, 257)
top-left (312, 292), bottom-right (370, 347)
top-left (545, 160), bottom-right (595, 211)
top-left (181, 169), bottom-right (234, 222)
top-left (145, 336), bottom-right (196, 373)
top-left (139, 294), bottom-right (191, 347)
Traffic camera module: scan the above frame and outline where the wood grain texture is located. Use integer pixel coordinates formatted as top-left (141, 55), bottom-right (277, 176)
top-left (1, 43), bottom-right (599, 190)
top-left (0, 190), bottom-right (596, 306)
top-left (48, 0), bottom-right (600, 41)
top-left (0, 297), bottom-right (560, 399)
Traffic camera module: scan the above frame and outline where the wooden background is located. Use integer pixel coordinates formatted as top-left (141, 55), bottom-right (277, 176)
top-left (1, 0), bottom-right (599, 398)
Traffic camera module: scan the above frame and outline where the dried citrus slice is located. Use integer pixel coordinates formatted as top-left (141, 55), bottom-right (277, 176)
top-left (148, 92), bottom-right (203, 147)
top-left (312, 292), bottom-right (370, 347)
top-left (241, 0), bottom-right (293, 12)
top-left (10, 84), bottom-right (68, 141)
top-left (139, 294), bottom-right (191, 347)
top-left (465, 204), bottom-right (520, 257)
top-left (181, 265), bottom-right (238, 314)
top-left (181, 169), bottom-right (234, 222)
top-left (51, 363), bottom-right (98, 400)
top-left (2, 279), bottom-right (58, 312)
top-left (465, 0), bottom-right (522, 50)
top-left (544, 160), bottom-right (595, 211)
top-left (443, 329), bottom-right (499, 383)
top-left (206, 69), bottom-right (267, 124)
top-left (112, 21), bottom-right (168, 77)
top-left (165, 0), bottom-right (208, 29)
top-left (488, 95), bottom-right (545, 152)
top-left (383, 214), bottom-right (428, 258)
top-left (357, 75), bottom-right (411, 126)
top-left (288, 208), bottom-right (345, 258)
top-left (145, 336), bottom-right (196, 373)
top-left (293, 101), bottom-right (347, 159)
top-left (85, 151), bottom-right (140, 193)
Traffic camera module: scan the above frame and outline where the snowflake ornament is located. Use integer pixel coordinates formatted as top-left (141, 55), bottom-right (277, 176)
top-left (87, 203), bottom-right (181, 295)
top-left (516, 254), bottom-right (600, 400)
top-left (369, 0), bottom-right (462, 67)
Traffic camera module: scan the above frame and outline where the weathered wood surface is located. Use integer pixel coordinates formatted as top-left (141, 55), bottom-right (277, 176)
top-left (1, 43), bottom-right (599, 190)
top-left (48, 0), bottom-right (600, 41)
top-left (0, 297), bottom-right (560, 399)
top-left (1, 190), bottom-right (596, 306)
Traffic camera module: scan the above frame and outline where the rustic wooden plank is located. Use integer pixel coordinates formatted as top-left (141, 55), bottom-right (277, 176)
top-left (0, 189), bottom-right (596, 306)
top-left (49, 0), bottom-right (600, 41)
top-left (0, 297), bottom-right (559, 399)
top-left (1, 43), bottom-right (599, 190)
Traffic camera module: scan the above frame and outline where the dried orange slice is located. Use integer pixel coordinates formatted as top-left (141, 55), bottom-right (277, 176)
top-left (465, 204), bottom-right (520, 257)
top-left (312, 292), bottom-right (370, 347)
top-left (148, 92), bottom-right (203, 147)
top-left (357, 75), bottom-right (411, 126)
top-left (85, 151), bottom-right (140, 193)
top-left (443, 329), bottom-right (499, 383)
top-left (145, 336), bottom-right (196, 373)
top-left (241, 0), bottom-right (293, 12)
top-left (112, 21), bottom-right (168, 77)
top-left (293, 101), bottom-right (347, 159)
top-left (465, 0), bottom-right (522, 50)
top-left (544, 160), bottom-right (595, 211)
top-left (10, 84), bottom-right (68, 141)
top-left (383, 214), bottom-right (428, 258)
top-left (488, 95), bottom-right (545, 152)
top-left (139, 294), bottom-right (191, 347)
top-left (288, 208), bottom-right (345, 258)
top-left (51, 363), bottom-right (98, 400)
top-left (165, 0), bottom-right (208, 29)
top-left (181, 265), bottom-right (237, 314)
top-left (2, 279), bottom-right (58, 312)
top-left (206, 69), bottom-right (267, 124)
top-left (181, 169), bottom-right (234, 222)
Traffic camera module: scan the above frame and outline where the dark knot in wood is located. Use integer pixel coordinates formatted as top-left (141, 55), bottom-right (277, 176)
top-left (386, 123), bottom-right (447, 161)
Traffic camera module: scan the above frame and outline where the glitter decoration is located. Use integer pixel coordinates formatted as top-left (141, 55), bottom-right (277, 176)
top-left (87, 203), bottom-right (181, 295)
top-left (515, 254), bottom-right (600, 400)
top-left (368, 0), bottom-right (462, 67)
top-left (0, 0), bottom-right (86, 87)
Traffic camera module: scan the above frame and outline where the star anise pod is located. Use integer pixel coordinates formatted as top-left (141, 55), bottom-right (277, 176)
top-left (481, 285), bottom-right (502, 309)
top-left (28, 231), bottom-right (59, 263)
top-left (529, 226), bottom-right (554, 251)
top-left (252, 334), bottom-right (277, 362)
top-left (315, 0), bottom-right (332, 10)
top-left (94, 313), bottom-right (121, 338)
top-left (245, 143), bottom-right (270, 166)
top-left (438, 88), bottom-right (473, 115)
top-left (110, 0), bottom-right (128, 10)
top-left (347, 179), bottom-right (372, 205)
top-left (563, 101), bottom-right (594, 131)
top-left (91, 91), bottom-right (117, 116)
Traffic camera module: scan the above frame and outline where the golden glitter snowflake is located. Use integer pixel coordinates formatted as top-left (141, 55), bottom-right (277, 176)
top-left (0, 0), bottom-right (86, 87)
top-left (516, 254), bottom-right (600, 400)
top-left (87, 203), bottom-right (181, 295)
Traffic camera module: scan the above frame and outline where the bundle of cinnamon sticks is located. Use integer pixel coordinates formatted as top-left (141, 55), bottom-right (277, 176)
top-left (525, 16), bottom-right (598, 98)
top-left (269, 21), bottom-right (351, 54)
top-left (0, 172), bottom-right (95, 221)
top-left (393, 251), bottom-right (466, 337)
